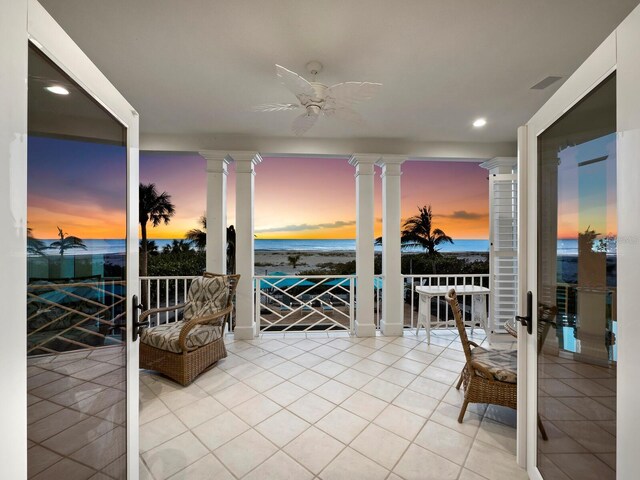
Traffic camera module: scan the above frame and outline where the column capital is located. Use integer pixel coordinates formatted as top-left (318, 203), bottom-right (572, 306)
top-left (229, 151), bottom-right (263, 165)
top-left (349, 154), bottom-right (380, 176)
top-left (479, 156), bottom-right (516, 174)
top-left (200, 151), bottom-right (231, 174)
top-left (377, 155), bottom-right (406, 177)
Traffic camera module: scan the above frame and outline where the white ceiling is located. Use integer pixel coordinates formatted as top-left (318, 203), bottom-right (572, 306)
top-left (40, 0), bottom-right (639, 148)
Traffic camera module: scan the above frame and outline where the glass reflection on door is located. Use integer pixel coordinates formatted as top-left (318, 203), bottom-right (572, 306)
top-left (26, 44), bottom-right (128, 479)
top-left (537, 74), bottom-right (616, 479)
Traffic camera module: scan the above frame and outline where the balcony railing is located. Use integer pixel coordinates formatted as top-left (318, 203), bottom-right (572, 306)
top-left (255, 275), bottom-right (355, 333)
top-left (141, 272), bottom-right (490, 335)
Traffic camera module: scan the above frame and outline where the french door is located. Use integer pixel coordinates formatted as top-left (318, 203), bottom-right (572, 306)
top-left (25, 1), bottom-right (139, 478)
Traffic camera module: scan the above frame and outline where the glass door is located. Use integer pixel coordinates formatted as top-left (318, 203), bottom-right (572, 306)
top-left (532, 74), bottom-right (617, 479)
top-left (26, 39), bottom-right (137, 479)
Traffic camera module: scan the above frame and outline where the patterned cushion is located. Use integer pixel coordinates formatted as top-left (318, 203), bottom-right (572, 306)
top-left (140, 321), bottom-right (222, 353)
top-left (183, 276), bottom-right (229, 322)
top-left (470, 347), bottom-right (518, 384)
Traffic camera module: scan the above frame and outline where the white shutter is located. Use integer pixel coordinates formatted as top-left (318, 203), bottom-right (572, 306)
top-left (489, 173), bottom-right (518, 334)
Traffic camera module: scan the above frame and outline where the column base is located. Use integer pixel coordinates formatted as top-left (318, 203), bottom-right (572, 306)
top-left (354, 320), bottom-right (377, 337)
top-left (380, 318), bottom-right (404, 337)
top-left (233, 324), bottom-right (256, 340)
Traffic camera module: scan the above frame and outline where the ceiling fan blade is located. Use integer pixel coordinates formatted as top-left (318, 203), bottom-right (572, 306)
top-left (292, 112), bottom-right (318, 136)
top-left (252, 103), bottom-right (300, 112)
top-left (276, 65), bottom-right (315, 102)
top-left (323, 106), bottom-right (366, 126)
top-left (325, 82), bottom-right (382, 108)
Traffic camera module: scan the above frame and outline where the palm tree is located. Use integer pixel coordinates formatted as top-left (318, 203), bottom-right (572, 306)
top-left (400, 205), bottom-right (453, 255)
top-left (287, 254), bottom-right (302, 269)
top-left (226, 225), bottom-right (236, 274)
top-left (139, 239), bottom-right (159, 256)
top-left (27, 227), bottom-right (47, 256)
top-left (139, 183), bottom-right (175, 277)
top-left (163, 239), bottom-right (193, 254)
top-left (185, 215), bottom-right (207, 251)
top-left (48, 227), bottom-right (87, 256)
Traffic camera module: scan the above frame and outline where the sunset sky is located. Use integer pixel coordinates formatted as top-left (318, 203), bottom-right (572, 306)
top-left (27, 138), bottom-right (491, 241)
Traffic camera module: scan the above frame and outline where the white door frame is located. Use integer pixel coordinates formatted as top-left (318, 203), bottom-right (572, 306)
top-left (1, 1), bottom-right (140, 477)
top-left (519, 4), bottom-right (640, 476)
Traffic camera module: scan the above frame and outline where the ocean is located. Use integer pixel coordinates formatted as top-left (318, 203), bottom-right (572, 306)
top-left (34, 238), bottom-right (491, 256)
top-left (35, 238), bottom-right (599, 256)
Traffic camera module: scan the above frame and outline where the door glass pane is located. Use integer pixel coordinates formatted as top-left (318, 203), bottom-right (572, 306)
top-left (27, 44), bottom-right (128, 479)
top-left (537, 73), bottom-right (616, 480)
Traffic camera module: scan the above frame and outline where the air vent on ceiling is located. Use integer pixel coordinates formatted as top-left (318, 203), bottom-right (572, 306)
top-left (530, 76), bottom-right (563, 90)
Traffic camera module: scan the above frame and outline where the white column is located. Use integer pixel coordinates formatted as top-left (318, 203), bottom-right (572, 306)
top-left (349, 154), bottom-right (379, 337)
top-left (200, 151), bottom-right (229, 274)
top-left (378, 156), bottom-right (406, 336)
top-left (231, 151), bottom-right (262, 339)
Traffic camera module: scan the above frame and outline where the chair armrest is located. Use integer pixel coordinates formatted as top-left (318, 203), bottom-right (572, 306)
top-left (468, 340), bottom-right (480, 348)
top-left (469, 360), bottom-right (497, 381)
top-left (178, 305), bottom-right (233, 352)
top-left (139, 304), bottom-right (185, 323)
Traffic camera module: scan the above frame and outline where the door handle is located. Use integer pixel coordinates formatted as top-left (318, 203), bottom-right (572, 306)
top-left (131, 294), bottom-right (147, 342)
top-left (515, 291), bottom-right (533, 335)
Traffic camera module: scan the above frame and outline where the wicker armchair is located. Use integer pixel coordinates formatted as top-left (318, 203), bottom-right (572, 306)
top-left (445, 289), bottom-right (517, 423)
top-left (139, 273), bottom-right (240, 386)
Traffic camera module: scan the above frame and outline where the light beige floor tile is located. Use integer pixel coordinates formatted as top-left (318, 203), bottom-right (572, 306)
top-left (173, 396), bottom-right (226, 429)
top-left (320, 447), bottom-right (389, 480)
top-left (214, 429), bottom-right (278, 477)
top-left (315, 407), bottom-right (369, 444)
top-left (157, 384), bottom-right (208, 411)
top-left (373, 404), bottom-right (426, 440)
top-left (404, 349), bottom-right (437, 365)
top-left (345, 344), bottom-right (378, 358)
top-left (284, 426), bottom-right (344, 475)
top-left (361, 377), bottom-right (404, 402)
top-left (140, 396), bottom-right (171, 425)
top-left (231, 394), bottom-right (281, 426)
top-left (459, 468), bottom-right (489, 480)
top-left (71, 387), bottom-right (126, 416)
top-left (441, 386), bottom-right (487, 416)
top-left (380, 343), bottom-right (412, 357)
top-left (139, 460), bottom-right (154, 480)
top-left (351, 358), bottom-right (388, 376)
top-left (420, 365), bottom-right (460, 385)
top-left (142, 431), bottom-right (208, 479)
top-left (27, 399), bottom-right (63, 424)
top-left (288, 392), bottom-right (335, 423)
top-left (167, 453), bottom-right (233, 480)
top-left (333, 369), bottom-right (374, 389)
top-left (464, 441), bottom-right (528, 480)
top-left (325, 338), bottom-right (357, 350)
top-left (431, 356), bottom-right (465, 372)
top-left (70, 426), bottom-right (126, 470)
top-left (290, 352), bottom-right (325, 368)
top-left (377, 367), bottom-right (417, 388)
top-left (407, 375), bottom-right (450, 400)
top-left (140, 412), bottom-right (188, 453)
top-left (30, 376), bottom-right (85, 399)
top-left (331, 351), bottom-right (362, 367)
top-left (311, 360), bottom-right (348, 378)
top-left (255, 409), bottom-right (310, 447)
top-left (191, 411), bottom-right (249, 451)
top-left (243, 450), bottom-right (313, 480)
top-left (351, 423), bottom-right (409, 469)
top-left (392, 389), bottom-right (440, 418)
top-left (275, 345), bottom-right (306, 360)
top-left (251, 352), bottom-right (287, 369)
top-left (269, 361), bottom-right (307, 379)
top-left (341, 391), bottom-right (388, 421)
top-left (194, 369), bottom-right (239, 394)
top-left (367, 350), bottom-right (401, 366)
top-left (414, 421), bottom-right (473, 465)
top-left (212, 381), bottom-right (258, 408)
top-left (225, 362), bottom-right (265, 380)
top-left (264, 381), bottom-right (307, 406)
top-left (475, 419), bottom-right (517, 455)
top-left (430, 401), bottom-right (483, 438)
top-left (28, 370), bottom-right (65, 390)
top-left (310, 344), bottom-right (343, 359)
top-left (290, 370), bottom-right (330, 391)
top-left (393, 443), bottom-right (460, 480)
top-left (391, 358), bottom-right (427, 375)
top-left (313, 379), bottom-right (357, 405)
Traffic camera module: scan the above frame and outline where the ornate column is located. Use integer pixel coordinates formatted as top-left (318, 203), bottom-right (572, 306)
top-left (199, 151), bottom-right (229, 274)
top-left (377, 156), bottom-right (406, 336)
top-left (230, 151), bottom-right (263, 339)
top-left (349, 154), bottom-right (379, 337)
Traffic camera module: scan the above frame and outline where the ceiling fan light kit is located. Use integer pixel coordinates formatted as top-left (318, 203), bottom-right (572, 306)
top-left (253, 62), bottom-right (382, 136)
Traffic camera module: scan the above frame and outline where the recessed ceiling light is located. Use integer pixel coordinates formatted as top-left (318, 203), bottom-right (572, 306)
top-left (45, 85), bottom-right (69, 95)
top-left (473, 118), bottom-right (487, 128)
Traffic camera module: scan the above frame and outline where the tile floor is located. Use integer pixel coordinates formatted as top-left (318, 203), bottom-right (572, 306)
top-left (139, 330), bottom-right (527, 480)
top-left (27, 346), bottom-right (127, 479)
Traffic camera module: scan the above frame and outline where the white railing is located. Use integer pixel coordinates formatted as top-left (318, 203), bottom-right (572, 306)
top-left (139, 275), bottom-right (196, 326)
top-left (255, 275), bottom-right (355, 333)
top-left (374, 275), bottom-right (383, 328)
top-left (403, 274), bottom-right (490, 330)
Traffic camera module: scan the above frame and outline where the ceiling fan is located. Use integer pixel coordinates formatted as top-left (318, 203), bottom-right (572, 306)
top-left (253, 62), bottom-right (382, 136)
